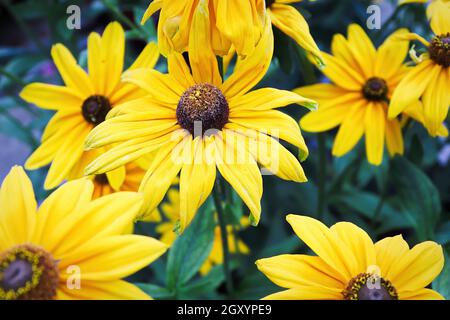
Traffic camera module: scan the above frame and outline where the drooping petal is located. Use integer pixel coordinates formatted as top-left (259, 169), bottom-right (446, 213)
top-left (385, 118), bottom-right (404, 156)
top-left (364, 102), bottom-right (386, 166)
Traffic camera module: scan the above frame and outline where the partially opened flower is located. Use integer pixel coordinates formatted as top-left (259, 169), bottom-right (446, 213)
top-left (20, 22), bottom-right (160, 189)
top-left (0, 166), bottom-right (167, 300)
top-left (297, 24), bottom-right (447, 166)
top-left (389, 3), bottom-right (450, 136)
top-left (257, 215), bottom-right (444, 300)
top-left (156, 189), bottom-right (249, 275)
top-left (141, 0), bottom-right (321, 62)
top-left (398, 0), bottom-right (450, 19)
top-left (85, 9), bottom-right (316, 233)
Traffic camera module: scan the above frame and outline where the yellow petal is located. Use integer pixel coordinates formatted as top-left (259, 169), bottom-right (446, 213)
top-left (330, 222), bottom-right (376, 273)
top-left (332, 100), bottom-right (366, 157)
top-left (189, 0), bottom-right (221, 86)
top-left (385, 118), bottom-right (404, 156)
top-left (59, 280), bottom-right (151, 300)
top-left (222, 15), bottom-right (273, 98)
top-left (141, 0), bottom-right (163, 25)
top-left (374, 29), bottom-right (410, 80)
top-left (128, 42), bottom-right (160, 71)
top-left (389, 59), bottom-right (439, 118)
top-left (167, 52), bottom-right (195, 89)
top-left (100, 22), bottom-right (125, 96)
top-left (430, 1), bottom-right (450, 35)
top-left (106, 165), bottom-right (126, 191)
top-left (269, 3), bottom-right (323, 65)
top-left (0, 166), bottom-right (37, 247)
top-left (262, 286), bottom-right (342, 300)
top-left (229, 87), bottom-right (317, 112)
top-left (20, 83), bottom-right (83, 110)
top-left (388, 241), bottom-right (444, 292)
top-left (179, 136), bottom-right (216, 232)
top-left (399, 288), bottom-right (444, 300)
top-left (320, 52), bottom-right (365, 91)
top-left (59, 235), bottom-right (167, 281)
top-left (374, 235), bottom-right (410, 280)
top-left (256, 254), bottom-right (344, 289)
top-left (215, 131), bottom-right (262, 224)
top-left (51, 43), bottom-right (94, 97)
top-left (286, 214), bottom-right (358, 282)
top-left (364, 102), bottom-right (386, 166)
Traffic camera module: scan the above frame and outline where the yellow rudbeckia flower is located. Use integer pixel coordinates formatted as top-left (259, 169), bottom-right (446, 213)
top-left (141, 0), bottom-right (321, 62)
top-left (0, 166), bottom-right (167, 300)
top-left (257, 215), bottom-right (445, 300)
top-left (398, 0), bottom-right (450, 19)
top-left (85, 11), bottom-right (316, 232)
top-left (389, 3), bottom-right (450, 136)
top-left (20, 22), bottom-right (160, 190)
top-left (156, 190), bottom-right (249, 275)
top-left (297, 24), bottom-right (447, 166)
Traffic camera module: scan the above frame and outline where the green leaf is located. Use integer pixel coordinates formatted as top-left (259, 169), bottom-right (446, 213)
top-left (178, 266), bottom-right (225, 299)
top-left (166, 198), bottom-right (216, 291)
top-left (433, 249), bottom-right (450, 300)
top-left (135, 283), bottom-right (174, 300)
top-left (390, 157), bottom-right (441, 240)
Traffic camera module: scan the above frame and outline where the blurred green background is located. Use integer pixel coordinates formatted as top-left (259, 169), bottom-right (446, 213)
top-left (0, 0), bottom-right (448, 299)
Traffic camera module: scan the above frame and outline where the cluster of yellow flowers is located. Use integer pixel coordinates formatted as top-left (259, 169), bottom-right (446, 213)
top-left (1, 0), bottom-right (448, 300)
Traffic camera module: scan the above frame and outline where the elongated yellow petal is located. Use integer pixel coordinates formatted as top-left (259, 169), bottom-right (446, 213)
top-left (141, 0), bottom-right (163, 25)
top-left (256, 254), bottom-right (344, 289)
top-left (364, 102), bottom-right (386, 166)
top-left (87, 31), bottom-right (104, 94)
top-left (374, 235), bottom-right (409, 279)
top-left (100, 22), bottom-right (125, 96)
top-left (179, 136), bottom-right (216, 232)
top-left (286, 215), bottom-right (358, 282)
top-left (59, 280), bottom-right (152, 300)
top-left (59, 235), bottom-right (167, 281)
top-left (387, 241), bottom-right (444, 292)
top-left (262, 286), bottom-right (342, 300)
top-left (330, 222), bottom-right (376, 273)
top-left (129, 42), bottom-right (160, 71)
top-left (222, 15), bottom-right (273, 98)
top-left (215, 131), bottom-right (262, 225)
top-left (331, 100), bottom-right (366, 157)
top-left (269, 3), bottom-right (323, 65)
top-left (189, 0), bottom-right (221, 86)
top-left (32, 178), bottom-right (93, 245)
top-left (389, 59), bottom-right (439, 118)
top-left (229, 87), bottom-right (317, 112)
top-left (51, 44), bottom-right (94, 97)
top-left (422, 68), bottom-right (450, 136)
top-left (122, 68), bottom-right (184, 105)
top-left (385, 119), bottom-right (404, 156)
top-left (106, 165), bottom-right (126, 191)
top-left (168, 52), bottom-right (195, 89)
top-left (321, 52), bottom-right (365, 91)
top-left (0, 166), bottom-right (37, 247)
top-left (374, 29), bottom-right (410, 80)
top-left (20, 83), bottom-right (83, 110)
top-left (430, 1), bottom-right (450, 35)
top-left (399, 288), bottom-right (444, 300)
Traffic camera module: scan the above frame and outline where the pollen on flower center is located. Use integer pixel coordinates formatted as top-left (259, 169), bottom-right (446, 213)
top-left (82, 95), bottom-right (111, 126)
top-left (429, 33), bottom-right (450, 68)
top-left (176, 83), bottom-right (229, 136)
top-left (362, 77), bottom-right (388, 101)
top-left (0, 244), bottom-right (59, 300)
top-left (342, 273), bottom-right (398, 300)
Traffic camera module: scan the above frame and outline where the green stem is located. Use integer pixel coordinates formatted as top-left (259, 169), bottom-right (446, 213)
top-left (212, 179), bottom-right (234, 296)
top-left (0, 67), bottom-right (26, 87)
top-left (317, 133), bottom-right (327, 220)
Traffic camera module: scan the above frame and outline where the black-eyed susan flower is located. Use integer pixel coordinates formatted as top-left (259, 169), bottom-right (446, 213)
top-left (85, 10), bottom-right (316, 233)
top-left (0, 166), bottom-right (167, 300)
top-left (399, 0), bottom-right (450, 19)
top-left (256, 215), bottom-right (445, 300)
top-left (296, 24), bottom-right (447, 166)
top-left (141, 0), bottom-right (321, 62)
top-left (156, 189), bottom-right (249, 275)
top-left (389, 3), bottom-right (450, 137)
top-left (20, 22), bottom-right (160, 190)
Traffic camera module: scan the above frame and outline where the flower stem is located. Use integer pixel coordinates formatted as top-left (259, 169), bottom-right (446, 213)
top-left (317, 133), bottom-right (327, 220)
top-left (212, 179), bottom-right (234, 296)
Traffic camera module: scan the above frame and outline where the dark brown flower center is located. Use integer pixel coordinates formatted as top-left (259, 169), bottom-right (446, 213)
top-left (362, 77), bottom-right (388, 101)
top-left (176, 83), bottom-right (229, 136)
top-left (265, 0), bottom-right (276, 8)
top-left (94, 173), bottom-right (109, 185)
top-left (429, 33), bottom-right (450, 68)
top-left (343, 273), bottom-right (398, 300)
top-left (82, 95), bottom-right (111, 126)
top-left (0, 244), bottom-right (59, 300)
